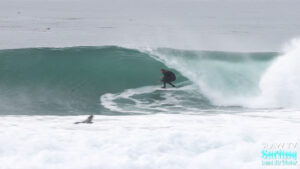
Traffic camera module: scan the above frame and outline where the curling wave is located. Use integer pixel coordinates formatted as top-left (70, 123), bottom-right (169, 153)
top-left (0, 44), bottom-right (291, 115)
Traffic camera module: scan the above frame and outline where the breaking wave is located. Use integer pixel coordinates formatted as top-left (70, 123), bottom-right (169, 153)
top-left (2, 42), bottom-right (299, 115)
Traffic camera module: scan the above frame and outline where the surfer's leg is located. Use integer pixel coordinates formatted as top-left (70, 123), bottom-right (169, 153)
top-left (168, 82), bottom-right (176, 87)
top-left (162, 81), bottom-right (166, 88)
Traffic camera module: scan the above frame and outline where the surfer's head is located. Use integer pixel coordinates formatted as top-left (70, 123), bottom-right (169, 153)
top-left (161, 69), bottom-right (166, 73)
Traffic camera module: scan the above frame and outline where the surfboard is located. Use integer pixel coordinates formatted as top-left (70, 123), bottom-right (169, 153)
top-left (156, 86), bottom-right (181, 91)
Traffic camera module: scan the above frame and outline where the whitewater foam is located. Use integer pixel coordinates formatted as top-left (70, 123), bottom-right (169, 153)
top-left (100, 84), bottom-right (207, 114)
top-left (257, 38), bottom-right (300, 108)
top-left (0, 113), bottom-right (299, 169)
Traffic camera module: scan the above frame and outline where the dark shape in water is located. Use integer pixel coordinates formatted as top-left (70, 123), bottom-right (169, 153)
top-left (74, 115), bottom-right (94, 124)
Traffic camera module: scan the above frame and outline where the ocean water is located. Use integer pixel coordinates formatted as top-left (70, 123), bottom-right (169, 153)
top-left (1, 42), bottom-right (300, 168)
top-left (0, 46), bottom-right (278, 115)
top-left (1, 0), bottom-right (300, 167)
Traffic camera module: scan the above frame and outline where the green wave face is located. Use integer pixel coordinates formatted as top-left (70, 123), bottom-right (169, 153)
top-left (0, 46), bottom-right (277, 115)
top-left (0, 46), bottom-right (186, 115)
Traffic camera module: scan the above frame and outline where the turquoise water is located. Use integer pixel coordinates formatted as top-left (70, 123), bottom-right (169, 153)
top-left (0, 46), bottom-right (277, 115)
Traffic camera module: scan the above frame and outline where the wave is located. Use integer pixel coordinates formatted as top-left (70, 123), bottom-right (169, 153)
top-left (0, 44), bottom-right (291, 115)
top-left (0, 46), bottom-right (185, 115)
top-left (146, 48), bottom-right (277, 107)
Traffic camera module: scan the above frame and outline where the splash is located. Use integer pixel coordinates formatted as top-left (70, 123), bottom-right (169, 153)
top-left (256, 38), bottom-right (300, 108)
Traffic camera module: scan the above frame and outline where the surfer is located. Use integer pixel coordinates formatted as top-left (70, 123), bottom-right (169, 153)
top-left (160, 69), bottom-right (176, 88)
top-left (74, 115), bottom-right (94, 124)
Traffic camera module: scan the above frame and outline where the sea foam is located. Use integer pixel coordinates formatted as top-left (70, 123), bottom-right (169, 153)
top-left (0, 113), bottom-right (299, 169)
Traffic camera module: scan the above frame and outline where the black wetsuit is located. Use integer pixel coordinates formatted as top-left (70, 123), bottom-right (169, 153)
top-left (162, 71), bottom-right (176, 88)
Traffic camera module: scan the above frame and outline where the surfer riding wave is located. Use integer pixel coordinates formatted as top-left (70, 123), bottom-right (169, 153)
top-left (160, 69), bottom-right (176, 88)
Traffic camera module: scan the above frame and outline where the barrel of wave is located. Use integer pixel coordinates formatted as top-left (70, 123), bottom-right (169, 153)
top-left (149, 48), bottom-right (276, 107)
